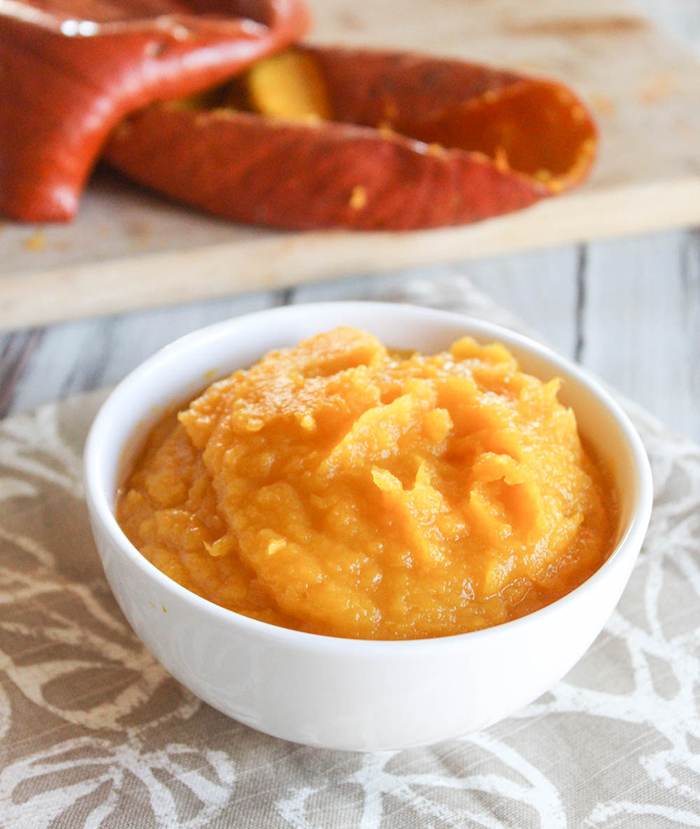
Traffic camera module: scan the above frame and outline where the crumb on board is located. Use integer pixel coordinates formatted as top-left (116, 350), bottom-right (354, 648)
top-left (590, 93), bottom-right (616, 115)
top-left (24, 231), bottom-right (46, 252)
top-left (638, 73), bottom-right (679, 105)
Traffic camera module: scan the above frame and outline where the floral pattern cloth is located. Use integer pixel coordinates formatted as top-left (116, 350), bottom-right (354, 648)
top-left (0, 279), bottom-right (698, 828)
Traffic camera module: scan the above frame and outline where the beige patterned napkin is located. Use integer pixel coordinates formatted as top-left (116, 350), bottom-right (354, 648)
top-left (1, 278), bottom-right (698, 828)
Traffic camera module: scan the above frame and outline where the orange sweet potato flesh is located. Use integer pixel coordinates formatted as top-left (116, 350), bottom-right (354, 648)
top-left (0, 0), bottom-right (310, 221)
top-left (104, 46), bottom-right (598, 231)
top-left (243, 47), bottom-right (333, 120)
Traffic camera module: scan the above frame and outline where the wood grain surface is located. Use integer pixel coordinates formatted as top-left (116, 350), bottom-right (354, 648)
top-left (1, 0), bottom-right (700, 331)
top-left (1, 228), bottom-right (698, 441)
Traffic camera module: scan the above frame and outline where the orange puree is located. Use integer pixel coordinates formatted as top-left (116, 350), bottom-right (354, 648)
top-left (117, 327), bottom-right (617, 640)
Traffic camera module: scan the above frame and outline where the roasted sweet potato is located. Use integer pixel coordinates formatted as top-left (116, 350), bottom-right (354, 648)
top-left (105, 46), bottom-right (598, 231)
top-left (0, 0), bottom-right (310, 221)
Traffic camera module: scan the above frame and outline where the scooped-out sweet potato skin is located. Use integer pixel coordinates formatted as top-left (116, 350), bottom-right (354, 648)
top-left (104, 46), bottom-right (598, 231)
top-left (0, 0), bottom-right (310, 222)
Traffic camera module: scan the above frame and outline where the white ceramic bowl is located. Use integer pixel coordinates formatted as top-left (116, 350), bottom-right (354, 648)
top-left (84, 302), bottom-right (653, 751)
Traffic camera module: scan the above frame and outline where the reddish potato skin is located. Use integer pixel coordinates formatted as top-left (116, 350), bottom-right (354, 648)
top-left (310, 48), bottom-right (522, 128)
top-left (0, 0), bottom-right (310, 222)
top-left (105, 46), bottom-right (597, 231)
top-left (105, 106), bottom-right (546, 230)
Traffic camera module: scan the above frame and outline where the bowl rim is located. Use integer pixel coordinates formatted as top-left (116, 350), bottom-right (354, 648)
top-left (83, 301), bottom-right (654, 654)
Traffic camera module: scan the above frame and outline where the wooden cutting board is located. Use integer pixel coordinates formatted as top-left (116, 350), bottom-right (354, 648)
top-left (1, 0), bottom-right (699, 331)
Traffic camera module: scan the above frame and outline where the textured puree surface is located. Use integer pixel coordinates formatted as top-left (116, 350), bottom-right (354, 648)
top-left (116, 328), bottom-right (617, 639)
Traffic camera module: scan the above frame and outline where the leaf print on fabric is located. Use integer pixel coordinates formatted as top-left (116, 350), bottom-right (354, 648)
top-left (277, 732), bottom-right (567, 829)
top-left (0, 403), bottom-right (84, 500)
top-left (0, 682), bottom-right (10, 744)
top-left (0, 563), bottom-right (198, 732)
top-left (0, 737), bottom-right (236, 829)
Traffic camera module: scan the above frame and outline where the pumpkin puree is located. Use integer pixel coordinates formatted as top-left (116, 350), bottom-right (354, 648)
top-left (117, 327), bottom-right (616, 640)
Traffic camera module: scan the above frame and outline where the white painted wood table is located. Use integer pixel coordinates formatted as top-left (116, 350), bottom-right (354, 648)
top-left (0, 0), bottom-right (698, 442)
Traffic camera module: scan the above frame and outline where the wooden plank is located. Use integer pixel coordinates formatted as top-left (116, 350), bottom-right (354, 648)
top-left (1, 178), bottom-right (698, 333)
top-left (2, 291), bottom-right (279, 415)
top-left (4, 230), bottom-right (698, 442)
top-left (0, 0), bottom-right (699, 331)
top-left (582, 229), bottom-right (700, 440)
top-left (464, 247), bottom-right (581, 359)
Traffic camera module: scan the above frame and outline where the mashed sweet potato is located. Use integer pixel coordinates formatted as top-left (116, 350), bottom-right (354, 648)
top-left (117, 327), bottom-right (616, 640)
